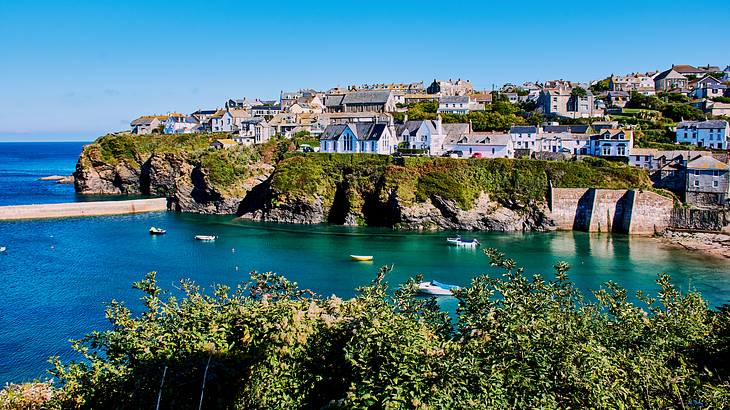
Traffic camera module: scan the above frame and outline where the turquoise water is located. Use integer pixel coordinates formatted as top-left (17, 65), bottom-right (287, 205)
top-left (1, 212), bottom-right (729, 383)
top-left (0, 143), bottom-right (729, 383)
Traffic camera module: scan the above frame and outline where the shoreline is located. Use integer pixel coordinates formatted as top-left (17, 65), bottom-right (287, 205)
top-left (0, 198), bottom-right (169, 221)
top-left (657, 230), bottom-right (730, 259)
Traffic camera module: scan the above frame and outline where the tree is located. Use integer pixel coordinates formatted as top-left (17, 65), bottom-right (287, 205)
top-left (571, 87), bottom-right (588, 98)
top-left (662, 103), bottom-right (705, 122)
top-left (590, 77), bottom-right (611, 93)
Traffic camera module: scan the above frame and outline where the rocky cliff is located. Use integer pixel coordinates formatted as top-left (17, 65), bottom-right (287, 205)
top-left (75, 134), bottom-right (653, 231)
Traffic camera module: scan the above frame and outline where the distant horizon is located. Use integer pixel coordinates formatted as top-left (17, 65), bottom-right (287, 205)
top-left (2, 0), bottom-right (728, 141)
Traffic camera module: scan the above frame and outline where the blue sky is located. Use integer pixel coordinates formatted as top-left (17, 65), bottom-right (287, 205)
top-left (1, 0), bottom-right (728, 141)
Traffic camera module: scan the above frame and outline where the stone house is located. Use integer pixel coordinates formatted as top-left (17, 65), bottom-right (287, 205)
top-left (538, 88), bottom-right (598, 118)
top-left (130, 115), bottom-right (166, 135)
top-left (685, 156), bottom-right (730, 206)
top-left (426, 79), bottom-right (474, 96)
top-left (319, 122), bottom-right (397, 155)
top-left (606, 91), bottom-right (630, 108)
top-left (675, 120), bottom-right (729, 150)
top-left (654, 69), bottom-right (688, 92)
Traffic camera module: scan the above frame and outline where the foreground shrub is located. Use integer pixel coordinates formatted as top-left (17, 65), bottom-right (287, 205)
top-left (41, 251), bottom-right (730, 409)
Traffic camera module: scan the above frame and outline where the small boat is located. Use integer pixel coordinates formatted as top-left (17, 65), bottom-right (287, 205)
top-left (417, 280), bottom-right (459, 296)
top-left (0, 246), bottom-right (6, 253)
top-left (195, 235), bottom-right (217, 241)
top-left (350, 255), bottom-right (373, 262)
top-left (149, 227), bottom-right (167, 235)
top-left (455, 238), bottom-right (480, 247)
top-left (446, 237), bottom-right (461, 245)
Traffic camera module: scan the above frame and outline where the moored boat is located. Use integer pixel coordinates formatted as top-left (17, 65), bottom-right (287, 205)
top-left (195, 235), bottom-right (217, 241)
top-left (455, 238), bottom-right (480, 247)
top-left (350, 255), bottom-right (373, 262)
top-left (0, 246), bottom-right (6, 253)
top-left (149, 227), bottom-right (167, 235)
top-left (446, 237), bottom-right (461, 245)
top-left (417, 281), bottom-right (459, 296)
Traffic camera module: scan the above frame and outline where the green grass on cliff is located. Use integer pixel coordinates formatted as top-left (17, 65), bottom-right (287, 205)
top-left (271, 154), bottom-right (652, 210)
top-left (90, 132), bottom-right (219, 166)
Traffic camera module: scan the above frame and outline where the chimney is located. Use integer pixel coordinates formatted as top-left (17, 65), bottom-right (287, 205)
top-left (436, 114), bottom-right (443, 135)
top-left (403, 114), bottom-right (408, 123)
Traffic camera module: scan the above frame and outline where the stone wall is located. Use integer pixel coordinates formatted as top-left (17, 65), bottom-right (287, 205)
top-left (549, 187), bottom-right (673, 235)
top-left (0, 198), bottom-right (169, 221)
top-left (670, 208), bottom-right (730, 232)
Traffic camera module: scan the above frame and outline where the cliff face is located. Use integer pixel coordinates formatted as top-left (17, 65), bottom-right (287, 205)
top-left (75, 134), bottom-right (653, 232)
top-left (74, 135), bottom-right (274, 214)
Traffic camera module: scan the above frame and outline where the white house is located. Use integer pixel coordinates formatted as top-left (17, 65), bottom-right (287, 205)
top-left (509, 125), bottom-right (590, 155)
top-left (443, 132), bottom-right (514, 158)
top-left (437, 95), bottom-right (482, 114)
top-left (589, 129), bottom-right (633, 158)
top-left (319, 122), bottom-right (397, 155)
top-left (164, 114), bottom-right (200, 134)
top-left (396, 116), bottom-right (446, 155)
top-left (675, 120), bottom-right (729, 150)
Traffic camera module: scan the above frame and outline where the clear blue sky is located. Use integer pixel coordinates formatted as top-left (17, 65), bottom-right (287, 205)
top-left (1, 0), bottom-right (728, 141)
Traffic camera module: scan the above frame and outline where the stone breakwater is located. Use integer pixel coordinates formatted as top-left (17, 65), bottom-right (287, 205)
top-left (0, 198), bottom-right (169, 221)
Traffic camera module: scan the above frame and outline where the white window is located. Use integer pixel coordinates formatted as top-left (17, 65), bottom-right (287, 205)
top-left (713, 180), bottom-right (719, 188)
top-left (694, 180), bottom-right (700, 187)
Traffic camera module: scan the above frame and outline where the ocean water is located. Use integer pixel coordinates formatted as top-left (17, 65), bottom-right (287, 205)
top-left (0, 142), bottom-right (86, 206)
top-left (0, 143), bottom-right (729, 383)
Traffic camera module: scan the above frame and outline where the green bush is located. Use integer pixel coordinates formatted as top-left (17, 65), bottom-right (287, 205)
top-left (43, 250), bottom-right (730, 409)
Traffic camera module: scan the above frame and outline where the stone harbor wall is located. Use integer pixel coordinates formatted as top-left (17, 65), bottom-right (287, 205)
top-left (669, 208), bottom-right (730, 232)
top-left (0, 198), bottom-right (169, 221)
top-left (549, 187), bottom-right (673, 235)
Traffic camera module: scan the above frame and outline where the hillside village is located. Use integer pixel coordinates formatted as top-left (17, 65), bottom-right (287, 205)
top-left (129, 64), bottom-right (730, 209)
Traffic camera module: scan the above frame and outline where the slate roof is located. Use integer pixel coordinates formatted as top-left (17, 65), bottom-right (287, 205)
top-left (542, 125), bottom-right (591, 134)
top-left (397, 120), bottom-right (438, 136)
top-left (687, 156), bottom-right (730, 170)
top-left (342, 91), bottom-right (391, 105)
top-left (510, 126), bottom-right (538, 134)
top-left (192, 109), bottom-right (218, 116)
top-left (324, 94), bottom-right (345, 108)
top-left (654, 69), bottom-right (686, 81)
top-left (440, 95), bottom-right (469, 104)
top-left (442, 123), bottom-right (470, 139)
top-left (677, 120), bottom-right (728, 130)
top-left (445, 132), bottom-right (511, 146)
top-left (320, 123), bottom-right (390, 142)
top-left (131, 116), bottom-right (165, 126)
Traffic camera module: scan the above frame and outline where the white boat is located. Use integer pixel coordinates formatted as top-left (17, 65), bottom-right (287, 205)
top-left (149, 227), bottom-right (167, 235)
top-left (0, 246), bottom-right (6, 253)
top-left (446, 237), bottom-right (461, 245)
top-left (417, 280), bottom-right (459, 296)
top-left (195, 235), bottom-right (217, 241)
top-left (454, 238), bottom-right (480, 247)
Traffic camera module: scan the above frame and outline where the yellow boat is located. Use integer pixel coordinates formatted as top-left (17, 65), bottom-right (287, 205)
top-left (350, 255), bottom-right (373, 262)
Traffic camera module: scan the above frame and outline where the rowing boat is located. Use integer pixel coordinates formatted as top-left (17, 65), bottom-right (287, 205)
top-left (350, 255), bottom-right (373, 262)
top-left (195, 235), bottom-right (217, 241)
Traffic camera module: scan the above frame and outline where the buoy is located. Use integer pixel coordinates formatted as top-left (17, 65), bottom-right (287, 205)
top-left (232, 248), bottom-right (236, 253)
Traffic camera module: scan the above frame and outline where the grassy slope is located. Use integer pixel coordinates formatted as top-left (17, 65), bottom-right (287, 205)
top-left (271, 154), bottom-right (652, 211)
top-left (79, 133), bottom-right (278, 196)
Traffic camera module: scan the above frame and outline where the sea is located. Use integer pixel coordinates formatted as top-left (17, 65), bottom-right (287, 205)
top-left (0, 142), bottom-right (729, 383)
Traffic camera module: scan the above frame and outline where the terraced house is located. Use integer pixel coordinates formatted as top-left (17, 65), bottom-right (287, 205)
top-left (675, 120), bottom-right (729, 150)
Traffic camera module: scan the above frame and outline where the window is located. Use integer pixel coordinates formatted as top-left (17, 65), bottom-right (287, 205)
top-left (694, 180), bottom-right (700, 187)
top-left (713, 180), bottom-right (719, 188)
top-left (713, 170), bottom-right (720, 177)
top-left (602, 145), bottom-right (611, 156)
